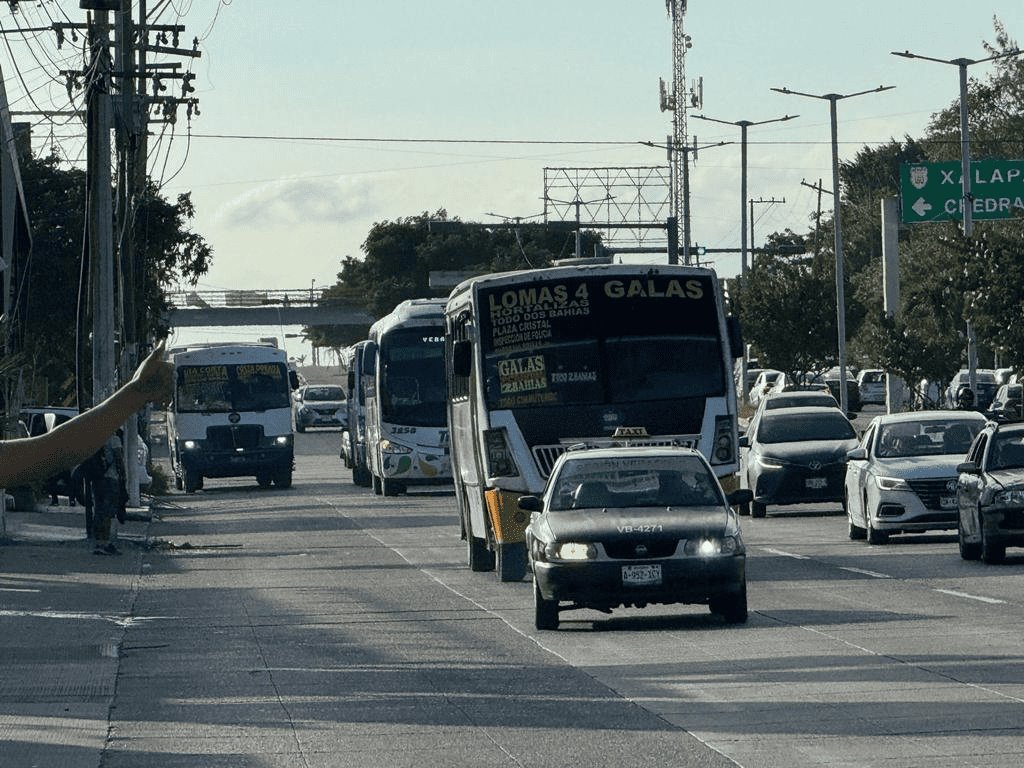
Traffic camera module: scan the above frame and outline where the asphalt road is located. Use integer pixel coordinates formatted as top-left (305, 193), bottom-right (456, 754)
top-left (112, 421), bottom-right (1024, 767)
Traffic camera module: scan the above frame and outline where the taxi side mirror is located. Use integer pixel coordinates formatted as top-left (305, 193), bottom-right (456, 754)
top-left (517, 495), bottom-right (542, 512)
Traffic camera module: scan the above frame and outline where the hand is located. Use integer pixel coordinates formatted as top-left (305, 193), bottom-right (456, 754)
top-left (130, 339), bottom-right (173, 404)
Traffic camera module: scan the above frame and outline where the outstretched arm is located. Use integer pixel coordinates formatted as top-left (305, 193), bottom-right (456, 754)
top-left (0, 340), bottom-right (173, 488)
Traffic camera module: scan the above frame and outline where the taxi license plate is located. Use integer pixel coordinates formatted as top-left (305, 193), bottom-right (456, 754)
top-left (940, 495), bottom-right (956, 509)
top-left (806, 477), bottom-right (827, 489)
top-left (622, 564), bottom-right (662, 586)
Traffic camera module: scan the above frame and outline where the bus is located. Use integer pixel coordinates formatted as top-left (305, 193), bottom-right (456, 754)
top-left (361, 299), bottom-right (452, 496)
top-left (445, 263), bottom-right (743, 581)
top-left (167, 343), bottom-right (297, 493)
top-left (339, 340), bottom-right (372, 487)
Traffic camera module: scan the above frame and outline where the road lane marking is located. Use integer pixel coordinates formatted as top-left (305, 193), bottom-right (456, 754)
top-left (0, 587), bottom-right (41, 593)
top-left (934, 588), bottom-right (1005, 605)
top-left (761, 547), bottom-right (810, 559)
top-left (839, 566), bottom-right (891, 579)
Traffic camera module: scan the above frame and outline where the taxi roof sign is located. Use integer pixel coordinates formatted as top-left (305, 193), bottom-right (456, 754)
top-left (613, 426), bottom-right (649, 438)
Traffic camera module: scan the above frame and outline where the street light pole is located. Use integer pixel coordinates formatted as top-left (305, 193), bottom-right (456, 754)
top-left (691, 113), bottom-right (798, 283)
top-left (770, 85), bottom-right (894, 413)
top-left (891, 47), bottom-right (1021, 395)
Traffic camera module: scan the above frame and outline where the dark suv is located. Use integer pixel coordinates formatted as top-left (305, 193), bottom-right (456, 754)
top-left (957, 422), bottom-right (1024, 563)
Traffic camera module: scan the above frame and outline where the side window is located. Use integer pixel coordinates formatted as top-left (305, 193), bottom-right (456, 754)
top-left (446, 313), bottom-right (471, 400)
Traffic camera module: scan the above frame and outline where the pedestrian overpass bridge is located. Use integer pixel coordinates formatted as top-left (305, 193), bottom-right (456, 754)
top-left (166, 288), bottom-right (375, 328)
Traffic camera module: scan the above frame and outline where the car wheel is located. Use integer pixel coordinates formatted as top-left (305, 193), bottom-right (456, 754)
top-left (352, 465), bottom-right (372, 488)
top-left (273, 469), bottom-right (292, 489)
top-left (750, 500), bottom-right (767, 518)
top-left (981, 522), bottom-right (1005, 564)
top-left (256, 472), bottom-right (272, 489)
top-left (372, 474), bottom-right (382, 495)
top-left (183, 467), bottom-right (201, 494)
top-left (533, 576), bottom-right (559, 630)
top-left (958, 513), bottom-right (981, 560)
top-left (296, 424), bottom-right (305, 433)
top-left (738, 499), bottom-right (750, 516)
top-left (711, 584), bottom-right (748, 624)
top-left (866, 515), bottom-right (888, 545)
top-left (468, 533), bottom-right (495, 572)
top-left (848, 518), bottom-right (866, 540)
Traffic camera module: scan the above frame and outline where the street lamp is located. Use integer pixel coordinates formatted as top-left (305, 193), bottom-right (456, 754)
top-left (691, 113), bottom-right (798, 282)
top-left (891, 47), bottom-right (1022, 395)
top-left (770, 85), bottom-right (894, 412)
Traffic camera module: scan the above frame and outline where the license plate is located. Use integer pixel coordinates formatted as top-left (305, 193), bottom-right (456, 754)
top-left (806, 477), bottom-right (827, 489)
top-left (940, 495), bottom-right (956, 509)
top-left (622, 564), bottom-right (662, 586)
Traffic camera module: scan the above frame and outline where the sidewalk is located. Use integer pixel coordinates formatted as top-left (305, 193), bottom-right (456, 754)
top-left (0, 499), bottom-right (154, 768)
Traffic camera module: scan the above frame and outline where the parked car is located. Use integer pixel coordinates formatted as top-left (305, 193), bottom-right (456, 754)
top-left (292, 384), bottom-right (347, 432)
top-left (844, 410), bottom-right (985, 544)
top-left (957, 422), bottom-right (1024, 563)
top-left (945, 369), bottom-right (998, 411)
top-left (986, 383), bottom-right (1023, 423)
top-left (856, 369), bottom-right (887, 405)
top-left (520, 445), bottom-right (751, 630)
top-left (738, 406), bottom-right (859, 518)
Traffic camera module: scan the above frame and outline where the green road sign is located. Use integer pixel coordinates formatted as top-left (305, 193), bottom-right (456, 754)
top-left (900, 159), bottom-right (1024, 224)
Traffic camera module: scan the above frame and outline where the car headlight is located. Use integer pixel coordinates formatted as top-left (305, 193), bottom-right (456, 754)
top-left (994, 489), bottom-right (1024, 505)
top-left (545, 541), bottom-right (597, 561)
top-left (379, 439), bottom-right (412, 454)
top-left (875, 475), bottom-right (910, 491)
top-left (757, 455), bottom-right (785, 468)
top-left (274, 435), bottom-right (291, 447)
top-left (182, 440), bottom-right (198, 451)
top-left (684, 536), bottom-right (740, 556)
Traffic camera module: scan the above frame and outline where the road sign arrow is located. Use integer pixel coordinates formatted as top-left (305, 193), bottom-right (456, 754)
top-left (912, 197), bottom-right (933, 218)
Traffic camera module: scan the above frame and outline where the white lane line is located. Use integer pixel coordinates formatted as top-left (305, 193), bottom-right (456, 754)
top-left (761, 547), bottom-right (810, 560)
top-left (0, 587), bottom-right (41, 593)
top-left (839, 566), bottom-right (891, 579)
top-left (934, 588), bottom-right (1005, 605)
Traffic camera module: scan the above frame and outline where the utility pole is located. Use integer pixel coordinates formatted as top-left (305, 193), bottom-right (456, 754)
top-left (749, 196), bottom-right (785, 261)
top-left (771, 85), bottom-right (894, 412)
top-left (800, 178), bottom-right (830, 258)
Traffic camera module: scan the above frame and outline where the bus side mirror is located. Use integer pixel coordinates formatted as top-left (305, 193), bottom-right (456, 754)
top-left (727, 316), bottom-right (743, 360)
top-left (361, 341), bottom-right (378, 376)
top-left (288, 370), bottom-right (300, 391)
top-left (453, 339), bottom-right (472, 378)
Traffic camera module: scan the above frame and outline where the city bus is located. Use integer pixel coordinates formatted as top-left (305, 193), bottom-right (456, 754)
top-left (445, 262), bottom-right (743, 581)
top-left (339, 340), bottom-right (372, 487)
top-left (167, 342), bottom-right (297, 493)
top-left (361, 299), bottom-right (452, 496)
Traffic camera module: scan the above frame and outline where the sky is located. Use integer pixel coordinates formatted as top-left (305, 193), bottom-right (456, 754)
top-left (3, 1), bottom-right (1024, 357)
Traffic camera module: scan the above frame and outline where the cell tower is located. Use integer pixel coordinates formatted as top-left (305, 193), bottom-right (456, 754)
top-left (659, 0), bottom-right (701, 262)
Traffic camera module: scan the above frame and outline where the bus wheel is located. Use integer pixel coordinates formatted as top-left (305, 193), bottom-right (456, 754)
top-left (183, 468), bottom-right (201, 494)
top-left (497, 542), bottom-right (527, 582)
top-left (468, 534), bottom-right (495, 572)
top-left (256, 472), bottom-right (272, 489)
top-left (372, 474), bottom-right (382, 495)
top-left (274, 469), bottom-right (293, 489)
top-left (381, 478), bottom-right (403, 496)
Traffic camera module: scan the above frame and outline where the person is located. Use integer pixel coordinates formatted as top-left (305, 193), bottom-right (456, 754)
top-left (76, 432), bottom-right (128, 555)
top-left (956, 385), bottom-right (975, 411)
top-left (0, 340), bottom-right (173, 489)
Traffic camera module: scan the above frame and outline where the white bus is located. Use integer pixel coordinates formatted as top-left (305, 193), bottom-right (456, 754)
top-left (445, 263), bottom-right (743, 580)
top-left (339, 340), bottom-right (372, 487)
top-left (361, 299), bottom-right (452, 496)
top-left (167, 343), bottom-right (297, 493)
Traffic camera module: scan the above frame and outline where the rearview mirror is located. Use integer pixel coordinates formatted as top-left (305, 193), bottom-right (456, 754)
top-left (956, 461), bottom-right (979, 475)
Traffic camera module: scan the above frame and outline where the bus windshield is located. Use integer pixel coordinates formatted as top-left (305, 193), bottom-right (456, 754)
top-left (176, 362), bottom-right (290, 413)
top-left (380, 328), bottom-right (446, 426)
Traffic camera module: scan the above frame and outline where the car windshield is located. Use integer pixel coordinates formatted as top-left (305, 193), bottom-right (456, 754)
top-left (765, 394), bottom-right (836, 410)
top-left (876, 418), bottom-right (981, 458)
top-left (757, 411), bottom-right (856, 443)
top-left (989, 433), bottom-right (1024, 470)
top-left (303, 386), bottom-right (343, 402)
top-left (548, 455), bottom-right (723, 511)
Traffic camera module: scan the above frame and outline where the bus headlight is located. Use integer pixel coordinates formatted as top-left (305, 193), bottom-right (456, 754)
top-left (380, 439), bottom-right (412, 454)
top-left (483, 428), bottom-right (520, 477)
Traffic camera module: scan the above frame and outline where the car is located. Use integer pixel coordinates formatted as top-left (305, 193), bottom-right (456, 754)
top-left (986, 383), bottom-right (1023, 423)
top-left (957, 422), bottom-right (1024, 563)
top-left (945, 369), bottom-right (998, 411)
top-left (743, 389), bottom-right (840, 447)
top-left (995, 367), bottom-right (1015, 386)
top-left (739, 405), bottom-right (859, 518)
top-left (292, 384), bottom-right (347, 432)
top-left (819, 375), bottom-right (861, 413)
top-left (748, 369), bottom-right (782, 407)
top-left (520, 444), bottom-right (751, 630)
top-left (844, 410), bottom-right (986, 544)
top-left (856, 369), bottom-right (887, 405)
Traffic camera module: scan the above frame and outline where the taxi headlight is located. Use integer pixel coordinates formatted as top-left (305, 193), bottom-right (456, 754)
top-left (547, 542), bottom-right (597, 561)
top-left (684, 536), bottom-right (739, 556)
top-left (274, 435), bottom-right (291, 447)
top-left (994, 489), bottom-right (1024, 506)
top-left (876, 475), bottom-right (910, 491)
top-left (182, 440), bottom-right (197, 451)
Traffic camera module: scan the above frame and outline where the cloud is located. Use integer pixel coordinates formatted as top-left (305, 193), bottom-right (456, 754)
top-left (216, 175), bottom-right (383, 228)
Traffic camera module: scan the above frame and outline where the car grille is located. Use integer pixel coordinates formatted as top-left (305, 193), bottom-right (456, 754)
top-left (603, 539), bottom-right (679, 559)
top-left (906, 477), bottom-right (958, 510)
top-left (533, 435), bottom-right (698, 477)
top-left (207, 424), bottom-right (262, 450)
